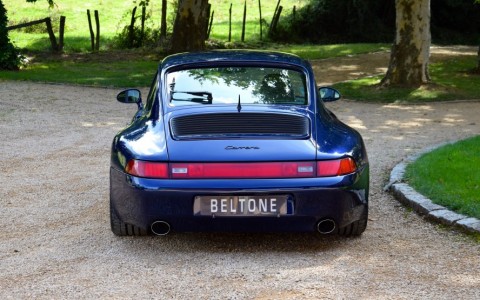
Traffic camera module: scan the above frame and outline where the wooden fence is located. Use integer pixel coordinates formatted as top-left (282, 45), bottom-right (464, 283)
top-left (7, 17), bottom-right (66, 52)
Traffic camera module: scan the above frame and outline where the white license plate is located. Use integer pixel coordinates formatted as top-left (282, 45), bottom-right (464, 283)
top-left (193, 195), bottom-right (289, 217)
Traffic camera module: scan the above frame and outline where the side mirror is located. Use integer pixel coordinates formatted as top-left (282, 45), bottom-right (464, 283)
top-left (319, 87), bottom-right (341, 102)
top-left (117, 89), bottom-right (143, 109)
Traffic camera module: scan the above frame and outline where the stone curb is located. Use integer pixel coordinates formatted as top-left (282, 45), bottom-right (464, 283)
top-left (384, 141), bottom-right (480, 234)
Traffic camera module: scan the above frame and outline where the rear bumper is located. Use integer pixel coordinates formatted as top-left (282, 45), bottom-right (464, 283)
top-left (110, 166), bottom-right (369, 233)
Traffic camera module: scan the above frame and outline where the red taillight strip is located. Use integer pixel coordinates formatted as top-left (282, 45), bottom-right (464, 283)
top-left (170, 162), bottom-right (315, 179)
top-left (125, 158), bottom-right (357, 179)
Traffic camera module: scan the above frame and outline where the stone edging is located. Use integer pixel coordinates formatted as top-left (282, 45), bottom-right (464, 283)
top-left (384, 141), bottom-right (480, 234)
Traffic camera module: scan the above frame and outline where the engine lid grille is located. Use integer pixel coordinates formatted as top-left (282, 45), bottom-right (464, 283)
top-left (170, 113), bottom-right (310, 139)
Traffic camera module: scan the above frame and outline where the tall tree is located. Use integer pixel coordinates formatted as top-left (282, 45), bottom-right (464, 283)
top-left (381, 0), bottom-right (431, 86)
top-left (170, 0), bottom-right (209, 53)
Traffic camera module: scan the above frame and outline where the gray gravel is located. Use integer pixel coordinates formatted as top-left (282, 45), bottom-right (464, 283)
top-left (1, 81), bottom-right (480, 299)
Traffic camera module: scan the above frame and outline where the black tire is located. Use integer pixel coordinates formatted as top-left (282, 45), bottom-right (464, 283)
top-left (110, 201), bottom-right (148, 236)
top-left (338, 214), bottom-right (368, 236)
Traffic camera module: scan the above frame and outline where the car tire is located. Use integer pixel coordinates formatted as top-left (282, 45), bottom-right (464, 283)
top-left (338, 214), bottom-right (368, 236)
top-left (110, 201), bottom-right (148, 236)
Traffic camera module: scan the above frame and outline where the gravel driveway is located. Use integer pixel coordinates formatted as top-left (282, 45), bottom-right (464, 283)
top-left (1, 79), bottom-right (479, 298)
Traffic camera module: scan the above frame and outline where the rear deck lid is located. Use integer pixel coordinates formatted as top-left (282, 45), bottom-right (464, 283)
top-left (165, 109), bottom-right (316, 162)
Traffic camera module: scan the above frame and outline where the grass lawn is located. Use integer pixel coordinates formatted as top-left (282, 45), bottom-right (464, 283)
top-left (4, 0), bottom-right (308, 52)
top-left (405, 136), bottom-right (480, 220)
top-left (333, 57), bottom-right (480, 103)
top-left (0, 43), bottom-right (389, 87)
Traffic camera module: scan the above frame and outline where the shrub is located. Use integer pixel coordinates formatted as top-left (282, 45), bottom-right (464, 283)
top-left (0, 0), bottom-right (21, 70)
top-left (270, 0), bottom-right (394, 43)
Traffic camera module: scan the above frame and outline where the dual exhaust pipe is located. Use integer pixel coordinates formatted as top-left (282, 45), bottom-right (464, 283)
top-left (316, 219), bottom-right (336, 234)
top-left (151, 221), bottom-right (171, 236)
top-left (152, 219), bottom-right (335, 235)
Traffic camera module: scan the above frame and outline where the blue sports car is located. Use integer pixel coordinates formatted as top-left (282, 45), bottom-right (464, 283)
top-left (110, 50), bottom-right (369, 236)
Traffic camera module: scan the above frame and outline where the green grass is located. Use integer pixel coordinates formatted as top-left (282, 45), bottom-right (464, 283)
top-left (0, 43), bottom-right (389, 87)
top-left (0, 58), bottom-right (158, 87)
top-left (4, 0), bottom-right (308, 52)
top-left (269, 43), bottom-right (390, 60)
top-left (405, 136), bottom-right (480, 220)
top-left (333, 57), bottom-right (480, 103)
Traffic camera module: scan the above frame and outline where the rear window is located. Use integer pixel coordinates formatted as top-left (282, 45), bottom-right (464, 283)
top-left (166, 67), bottom-right (307, 106)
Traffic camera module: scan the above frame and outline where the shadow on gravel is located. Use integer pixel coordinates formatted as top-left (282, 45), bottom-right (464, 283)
top-left (115, 232), bottom-right (361, 254)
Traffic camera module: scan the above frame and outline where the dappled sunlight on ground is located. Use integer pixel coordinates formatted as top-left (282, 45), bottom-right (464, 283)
top-left (326, 100), bottom-right (480, 165)
top-left (81, 121), bottom-right (118, 128)
top-left (311, 46), bottom-right (477, 86)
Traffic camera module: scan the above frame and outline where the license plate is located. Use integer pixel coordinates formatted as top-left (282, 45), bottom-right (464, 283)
top-left (193, 195), bottom-right (289, 217)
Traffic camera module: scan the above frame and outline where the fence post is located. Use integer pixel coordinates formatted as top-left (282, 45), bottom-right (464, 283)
top-left (228, 3), bottom-right (232, 42)
top-left (269, 0), bottom-right (281, 36)
top-left (87, 10), bottom-right (95, 51)
top-left (205, 3), bottom-right (211, 37)
top-left (45, 17), bottom-right (58, 51)
top-left (258, 0), bottom-right (262, 41)
top-left (140, 7), bottom-right (145, 46)
top-left (207, 11), bottom-right (214, 39)
top-left (94, 10), bottom-right (100, 51)
top-left (128, 7), bottom-right (137, 48)
top-left (58, 16), bottom-right (66, 52)
top-left (241, 0), bottom-right (246, 42)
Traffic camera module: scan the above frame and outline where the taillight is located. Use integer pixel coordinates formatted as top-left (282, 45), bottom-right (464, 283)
top-left (125, 160), bottom-right (169, 178)
top-left (125, 158), bottom-right (357, 179)
top-left (170, 162), bottom-right (315, 179)
top-left (316, 157), bottom-right (357, 177)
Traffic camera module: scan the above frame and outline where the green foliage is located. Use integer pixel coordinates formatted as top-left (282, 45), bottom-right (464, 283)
top-left (274, 0), bottom-right (480, 44)
top-left (114, 25), bottom-right (160, 49)
top-left (405, 136), bottom-right (480, 219)
top-left (0, 0), bottom-right (21, 70)
top-left (271, 0), bottom-right (395, 43)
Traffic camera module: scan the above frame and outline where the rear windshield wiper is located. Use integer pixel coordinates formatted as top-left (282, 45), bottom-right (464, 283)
top-left (170, 91), bottom-right (213, 104)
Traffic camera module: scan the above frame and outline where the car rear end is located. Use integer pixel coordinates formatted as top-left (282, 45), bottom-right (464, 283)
top-left (110, 51), bottom-right (369, 236)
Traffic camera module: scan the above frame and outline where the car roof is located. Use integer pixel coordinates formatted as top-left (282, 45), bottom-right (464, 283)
top-left (160, 50), bottom-right (309, 70)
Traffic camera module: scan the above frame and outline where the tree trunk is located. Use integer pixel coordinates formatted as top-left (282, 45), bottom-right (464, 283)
top-left (170, 0), bottom-right (209, 53)
top-left (381, 0), bottom-right (431, 86)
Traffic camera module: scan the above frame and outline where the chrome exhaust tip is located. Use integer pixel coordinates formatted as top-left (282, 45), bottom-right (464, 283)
top-left (317, 219), bottom-right (336, 234)
top-left (151, 221), bottom-right (171, 236)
